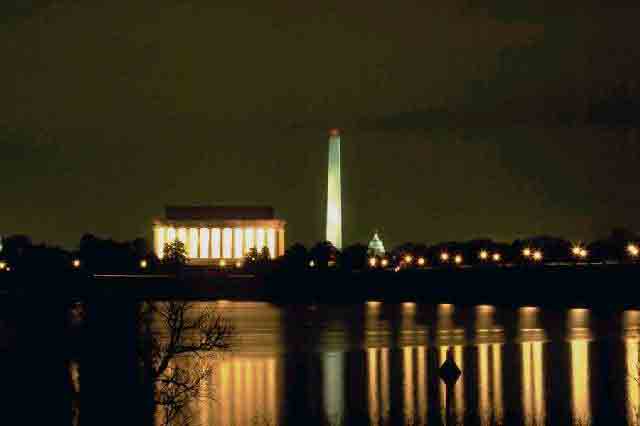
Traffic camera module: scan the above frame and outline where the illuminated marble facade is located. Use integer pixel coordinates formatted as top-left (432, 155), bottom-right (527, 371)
top-left (153, 206), bottom-right (285, 262)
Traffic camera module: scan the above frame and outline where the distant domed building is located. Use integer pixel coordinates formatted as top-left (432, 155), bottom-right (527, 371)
top-left (368, 232), bottom-right (386, 256)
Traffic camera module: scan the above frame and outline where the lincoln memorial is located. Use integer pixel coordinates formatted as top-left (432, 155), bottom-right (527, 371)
top-left (153, 206), bottom-right (286, 264)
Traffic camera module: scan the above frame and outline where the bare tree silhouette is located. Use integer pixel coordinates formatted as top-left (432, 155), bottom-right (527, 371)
top-left (140, 301), bottom-right (232, 426)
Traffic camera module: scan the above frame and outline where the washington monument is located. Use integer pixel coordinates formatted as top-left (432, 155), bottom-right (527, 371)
top-left (326, 128), bottom-right (342, 249)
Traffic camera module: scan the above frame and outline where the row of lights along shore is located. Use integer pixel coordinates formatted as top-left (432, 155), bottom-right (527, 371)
top-left (2, 243), bottom-right (640, 272)
top-left (366, 243), bottom-right (640, 268)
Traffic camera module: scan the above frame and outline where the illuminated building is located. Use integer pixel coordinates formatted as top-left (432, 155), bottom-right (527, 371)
top-left (368, 231), bottom-right (385, 256)
top-left (153, 206), bottom-right (286, 263)
top-left (326, 129), bottom-right (342, 249)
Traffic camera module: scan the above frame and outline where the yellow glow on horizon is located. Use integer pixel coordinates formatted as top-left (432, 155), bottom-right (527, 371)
top-left (479, 250), bottom-right (489, 260)
top-left (188, 228), bottom-right (198, 259)
top-left (222, 228), bottom-right (232, 258)
top-left (404, 255), bottom-right (413, 264)
top-left (454, 254), bottom-right (463, 265)
top-left (267, 228), bottom-right (276, 259)
top-left (211, 228), bottom-right (221, 259)
top-left (417, 257), bottom-right (425, 266)
top-left (234, 228), bottom-right (244, 259)
top-left (523, 247), bottom-right (532, 257)
top-left (440, 252), bottom-right (449, 261)
top-left (533, 250), bottom-right (543, 261)
top-left (199, 228), bottom-right (210, 259)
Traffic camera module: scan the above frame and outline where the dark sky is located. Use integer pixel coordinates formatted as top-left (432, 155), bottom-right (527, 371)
top-left (1, 0), bottom-right (639, 249)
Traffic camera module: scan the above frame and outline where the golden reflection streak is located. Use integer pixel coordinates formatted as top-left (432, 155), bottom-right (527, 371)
top-left (521, 341), bottom-right (546, 425)
top-left (568, 309), bottom-right (591, 425)
top-left (233, 358), bottom-right (242, 425)
top-left (219, 361), bottom-right (230, 426)
top-left (368, 348), bottom-right (379, 425)
top-left (492, 343), bottom-right (504, 424)
top-left (267, 358), bottom-right (277, 423)
top-left (417, 345), bottom-right (427, 425)
top-left (381, 347), bottom-right (390, 423)
top-left (570, 340), bottom-right (590, 424)
top-left (532, 342), bottom-right (544, 422)
top-left (626, 337), bottom-right (640, 426)
top-left (439, 345), bottom-right (465, 423)
top-left (625, 310), bottom-right (640, 426)
top-left (403, 346), bottom-right (415, 423)
top-left (256, 359), bottom-right (265, 425)
top-left (478, 343), bottom-right (490, 425)
top-left (522, 342), bottom-right (533, 423)
top-left (245, 359), bottom-right (253, 425)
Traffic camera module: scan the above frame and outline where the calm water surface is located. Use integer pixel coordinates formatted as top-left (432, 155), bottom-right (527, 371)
top-left (188, 302), bottom-right (640, 425)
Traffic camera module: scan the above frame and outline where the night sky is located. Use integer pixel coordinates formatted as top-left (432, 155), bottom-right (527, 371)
top-left (1, 1), bottom-right (639, 249)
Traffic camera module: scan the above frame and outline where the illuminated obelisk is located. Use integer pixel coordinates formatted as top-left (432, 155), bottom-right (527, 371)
top-left (326, 128), bottom-right (342, 249)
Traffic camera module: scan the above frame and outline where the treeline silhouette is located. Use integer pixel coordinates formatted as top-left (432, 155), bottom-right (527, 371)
top-left (1, 228), bottom-right (639, 276)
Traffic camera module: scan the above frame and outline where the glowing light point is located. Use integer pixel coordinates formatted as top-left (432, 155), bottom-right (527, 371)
top-left (72, 259), bottom-right (81, 269)
top-left (219, 259), bottom-right (226, 267)
top-left (0, 261), bottom-right (6, 271)
top-left (440, 252), bottom-right (450, 262)
top-left (492, 253), bottom-right (502, 262)
top-left (309, 260), bottom-right (316, 268)
top-left (417, 257), bottom-right (426, 266)
top-left (627, 244), bottom-right (639, 258)
top-left (479, 250), bottom-right (489, 260)
top-left (532, 250), bottom-right (543, 261)
top-left (523, 248), bottom-right (532, 258)
top-left (235, 261), bottom-right (242, 268)
top-left (139, 259), bottom-right (148, 269)
top-left (369, 257), bottom-right (377, 267)
top-left (572, 245), bottom-right (582, 256)
top-left (381, 258), bottom-right (389, 267)
top-left (454, 254), bottom-right (463, 265)
top-left (404, 255), bottom-right (413, 264)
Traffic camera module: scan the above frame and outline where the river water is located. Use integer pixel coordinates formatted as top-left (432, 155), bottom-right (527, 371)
top-left (185, 301), bottom-right (640, 425)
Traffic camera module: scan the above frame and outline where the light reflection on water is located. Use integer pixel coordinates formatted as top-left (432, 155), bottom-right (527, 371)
top-left (180, 301), bottom-right (640, 425)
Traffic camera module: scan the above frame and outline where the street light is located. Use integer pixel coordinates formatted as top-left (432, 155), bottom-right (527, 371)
top-left (235, 260), bottom-right (243, 268)
top-left (219, 259), bottom-right (226, 267)
top-left (381, 258), bottom-right (389, 268)
top-left (440, 252), bottom-right (450, 262)
top-left (522, 248), bottom-right (532, 258)
top-left (454, 254), bottom-right (463, 265)
top-left (72, 259), bottom-right (81, 269)
top-left (309, 260), bottom-right (315, 268)
top-left (532, 250), bottom-right (543, 261)
top-left (627, 243), bottom-right (639, 258)
top-left (369, 257), bottom-right (377, 267)
top-left (0, 261), bottom-right (6, 271)
top-left (139, 259), bottom-right (148, 269)
top-left (479, 250), bottom-right (489, 260)
top-left (417, 257), bottom-right (426, 266)
top-left (404, 255), bottom-right (413, 264)
top-left (492, 253), bottom-right (502, 262)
